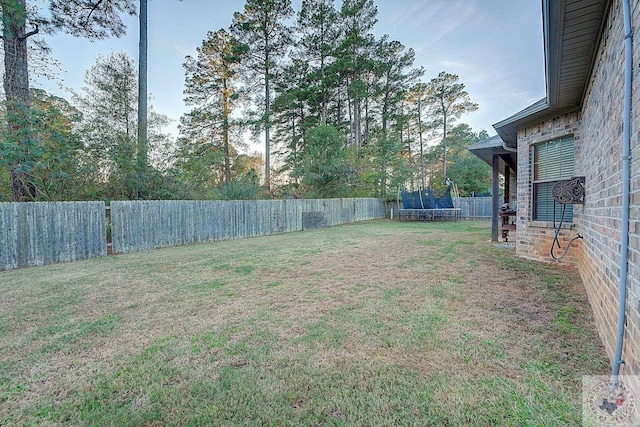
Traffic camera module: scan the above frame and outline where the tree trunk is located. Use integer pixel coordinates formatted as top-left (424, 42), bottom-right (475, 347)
top-left (137, 0), bottom-right (148, 188)
top-left (353, 97), bottom-right (361, 149)
top-left (347, 87), bottom-right (353, 145)
top-left (320, 53), bottom-right (327, 126)
top-left (442, 110), bottom-right (448, 183)
top-left (364, 90), bottom-right (369, 146)
top-left (418, 99), bottom-right (425, 189)
top-left (223, 80), bottom-right (231, 185)
top-left (264, 51), bottom-right (271, 191)
top-left (2, 0), bottom-right (34, 201)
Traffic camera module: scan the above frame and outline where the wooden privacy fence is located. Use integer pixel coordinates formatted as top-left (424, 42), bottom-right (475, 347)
top-left (455, 197), bottom-right (501, 220)
top-left (111, 198), bottom-right (385, 254)
top-left (0, 197), bottom-right (496, 270)
top-left (0, 202), bottom-right (106, 271)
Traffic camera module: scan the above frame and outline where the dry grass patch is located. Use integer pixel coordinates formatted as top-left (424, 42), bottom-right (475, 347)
top-left (0, 220), bottom-right (608, 426)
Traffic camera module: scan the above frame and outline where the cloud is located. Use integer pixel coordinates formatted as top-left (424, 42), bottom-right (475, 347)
top-left (376, 0), bottom-right (477, 45)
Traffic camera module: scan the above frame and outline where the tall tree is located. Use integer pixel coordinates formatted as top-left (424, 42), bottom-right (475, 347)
top-left (373, 36), bottom-right (420, 138)
top-left (76, 52), bottom-right (139, 199)
top-left (363, 37), bottom-right (420, 197)
top-left (77, 51), bottom-right (170, 200)
top-left (181, 28), bottom-right (245, 186)
top-left (427, 71), bottom-right (478, 182)
top-left (407, 81), bottom-right (429, 188)
top-left (335, 0), bottom-right (377, 150)
top-left (272, 0), bottom-right (340, 180)
top-left (137, 0), bottom-right (148, 177)
top-left (271, 58), bottom-right (313, 183)
top-left (232, 0), bottom-right (293, 191)
top-left (48, 0), bottom-right (135, 38)
top-left (1, 0), bottom-right (39, 200)
top-left (1, 0), bottom-right (135, 200)
top-left (295, 0), bottom-right (340, 125)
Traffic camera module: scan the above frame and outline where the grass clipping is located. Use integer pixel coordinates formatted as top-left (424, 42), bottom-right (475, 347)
top-left (0, 220), bottom-right (608, 426)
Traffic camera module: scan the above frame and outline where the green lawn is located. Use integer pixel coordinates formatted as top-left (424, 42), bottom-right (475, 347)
top-left (0, 220), bottom-right (608, 426)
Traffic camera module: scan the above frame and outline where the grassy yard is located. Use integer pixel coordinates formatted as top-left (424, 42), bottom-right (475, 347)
top-left (0, 220), bottom-right (608, 426)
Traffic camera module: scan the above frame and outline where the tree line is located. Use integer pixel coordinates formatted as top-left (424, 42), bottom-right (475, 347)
top-left (1, 0), bottom-right (492, 202)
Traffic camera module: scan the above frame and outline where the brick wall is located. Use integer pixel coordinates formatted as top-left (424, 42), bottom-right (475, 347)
top-left (508, 173), bottom-right (517, 205)
top-left (515, 110), bottom-right (582, 268)
top-left (580, 0), bottom-right (640, 377)
top-left (514, 0), bottom-right (640, 376)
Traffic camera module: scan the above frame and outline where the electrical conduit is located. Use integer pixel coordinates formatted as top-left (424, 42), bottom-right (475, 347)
top-left (612, 0), bottom-right (633, 389)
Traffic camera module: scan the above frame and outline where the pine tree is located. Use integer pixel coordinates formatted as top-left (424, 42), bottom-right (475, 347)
top-left (335, 0), bottom-right (377, 150)
top-left (426, 71), bottom-right (478, 182)
top-left (232, 0), bottom-right (293, 191)
top-left (295, 0), bottom-right (340, 125)
top-left (0, 0), bottom-right (135, 200)
top-left (137, 0), bottom-right (148, 182)
top-left (406, 81), bottom-right (430, 188)
top-left (181, 29), bottom-right (245, 186)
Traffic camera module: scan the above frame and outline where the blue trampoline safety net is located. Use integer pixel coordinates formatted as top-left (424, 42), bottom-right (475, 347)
top-left (401, 187), bottom-right (454, 209)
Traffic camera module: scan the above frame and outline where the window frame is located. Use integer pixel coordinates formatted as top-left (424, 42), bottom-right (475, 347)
top-left (530, 135), bottom-right (575, 222)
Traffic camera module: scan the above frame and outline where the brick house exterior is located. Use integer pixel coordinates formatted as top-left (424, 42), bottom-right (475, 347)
top-left (471, 0), bottom-right (640, 380)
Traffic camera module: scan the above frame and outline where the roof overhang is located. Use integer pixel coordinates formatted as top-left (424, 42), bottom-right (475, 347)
top-left (467, 135), bottom-right (517, 173)
top-left (493, 0), bottom-right (611, 147)
top-left (493, 99), bottom-right (579, 146)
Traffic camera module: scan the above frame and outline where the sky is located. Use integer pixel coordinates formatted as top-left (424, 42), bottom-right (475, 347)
top-left (34, 0), bottom-right (546, 154)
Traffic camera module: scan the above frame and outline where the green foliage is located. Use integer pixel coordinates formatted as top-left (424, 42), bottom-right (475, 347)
top-left (0, 0), bottom-right (140, 201)
top-left (357, 134), bottom-right (411, 199)
top-left (213, 182), bottom-right (262, 200)
top-left (428, 72), bottom-right (479, 128)
top-left (75, 52), bottom-right (173, 200)
top-left (48, 0), bottom-right (136, 40)
top-left (0, 90), bottom-right (91, 201)
top-left (181, 29), bottom-right (246, 186)
top-left (0, 102), bottom-right (40, 177)
top-left (212, 172), bottom-right (263, 200)
top-left (76, 52), bottom-right (141, 199)
top-left (0, 168), bottom-right (9, 201)
top-left (295, 125), bottom-right (351, 197)
top-left (28, 89), bottom-right (86, 200)
top-left (443, 124), bottom-right (492, 196)
top-left (426, 71), bottom-right (479, 182)
top-left (232, 0), bottom-right (294, 188)
top-left (0, 0), bottom-right (491, 201)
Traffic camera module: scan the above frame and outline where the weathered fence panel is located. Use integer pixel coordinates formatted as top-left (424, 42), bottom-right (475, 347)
top-left (455, 197), bottom-right (500, 220)
top-left (0, 202), bottom-right (106, 271)
top-left (111, 198), bottom-right (385, 254)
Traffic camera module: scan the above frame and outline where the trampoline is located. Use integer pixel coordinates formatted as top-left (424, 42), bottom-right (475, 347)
top-left (397, 186), bottom-right (461, 221)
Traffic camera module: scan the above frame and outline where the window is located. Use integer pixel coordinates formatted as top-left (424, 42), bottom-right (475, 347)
top-left (531, 135), bottom-right (575, 222)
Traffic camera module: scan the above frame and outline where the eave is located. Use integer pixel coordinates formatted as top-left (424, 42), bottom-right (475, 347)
top-left (493, 0), bottom-right (611, 147)
top-left (467, 135), bottom-right (517, 173)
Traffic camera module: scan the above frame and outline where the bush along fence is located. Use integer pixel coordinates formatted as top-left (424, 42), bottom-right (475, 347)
top-left (0, 202), bottom-right (106, 271)
top-left (0, 198), bottom-right (385, 270)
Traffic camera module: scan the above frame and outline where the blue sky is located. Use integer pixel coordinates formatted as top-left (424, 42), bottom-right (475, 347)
top-left (35, 0), bottom-right (545, 151)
